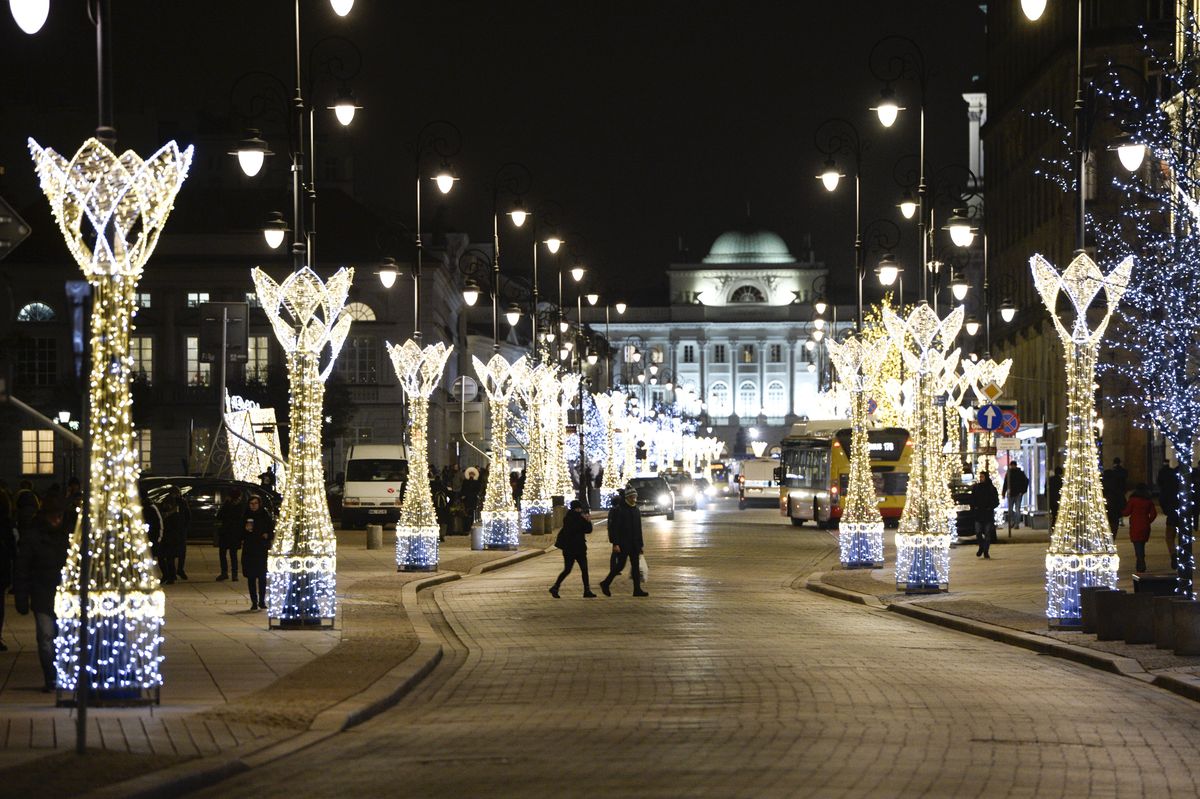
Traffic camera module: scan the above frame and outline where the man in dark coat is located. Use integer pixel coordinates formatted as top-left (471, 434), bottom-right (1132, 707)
top-left (216, 489), bottom-right (246, 581)
top-left (14, 480), bottom-right (40, 534)
top-left (241, 494), bottom-right (276, 611)
top-left (12, 497), bottom-right (69, 691)
top-left (599, 487), bottom-right (648, 597)
top-left (1102, 459), bottom-right (1128, 537)
top-left (1002, 463), bottom-right (1029, 529)
top-left (1048, 466), bottom-right (1063, 527)
top-left (1158, 461), bottom-right (1180, 570)
top-left (549, 500), bottom-right (596, 598)
top-left (971, 471), bottom-right (1000, 559)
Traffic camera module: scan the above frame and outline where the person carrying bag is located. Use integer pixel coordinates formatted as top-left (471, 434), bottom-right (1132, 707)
top-left (550, 500), bottom-right (596, 598)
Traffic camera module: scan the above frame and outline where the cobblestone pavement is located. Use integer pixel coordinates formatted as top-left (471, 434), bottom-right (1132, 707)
top-left (195, 502), bottom-right (1200, 798)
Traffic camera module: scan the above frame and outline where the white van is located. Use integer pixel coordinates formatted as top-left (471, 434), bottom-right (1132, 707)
top-left (341, 444), bottom-right (409, 528)
top-left (738, 457), bottom-right (779, 510)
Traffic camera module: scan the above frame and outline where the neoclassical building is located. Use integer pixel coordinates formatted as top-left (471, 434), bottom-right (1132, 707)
top-left (607, 226), bottom-right (849, 456)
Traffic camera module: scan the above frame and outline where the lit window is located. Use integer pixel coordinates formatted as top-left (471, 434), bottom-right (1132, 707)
top-left (682, 345), bottom-right (695, 364)
top-left (769, 344), bottom-right (783, 363)
top-left (737, 381), bottom-right (759, 416)
top-left (344, 302), bottom-right (376, 321)
top-left (729, 285), bottom-right (765, 303)
top-left (134, 429), bottom-right (152, 472)
top-left (766, 381), bottom-right (786, 414)
top-left (708, 381), bottom-right (730, 415)
top-left (713, 345), bottom-right (727, 363)
top-left (246, 335), bottom-right (270, 383)
top-left (186, 336), bottom-right (212, 386)
top-left (338, 335), bottom-right (378, 384)
top-left (187, 292), bottom-right (210, 308)
top-left (135, 293), bottom-right (152, 309)
top-left (130, 336), bottom-right (153, 384)
top-left (16, 338), bottom-right (57, 386)
top-left (650, 346), bottom-right (664, 364)
top-left (21, 429), bottom-right (54, 475)
top-left (17, 302), bottom-right (55, 322)
top-left (740, 344), bottom-right (756, 363)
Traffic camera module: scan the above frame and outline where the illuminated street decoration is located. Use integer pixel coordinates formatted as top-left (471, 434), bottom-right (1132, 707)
top-left (254, 266), bottom-right (354, 626)
top-left (826, 336), bottom-right (889, 568)
top-left (556, 373), bottom-right (580, 498)
top-left (224, 391), bottom-right (286, 495)
top-left (511, 362), bottom-right (555, 527)
top-left (591, 393), bottom-right (623, 507)
top-left (475, 353), bottom-right (524, 549)
top-left (938, 358), bottom-right (971, 545)
top-left (30, 136), bottom-right (192, 698)
top-left (962, 358), bottom-right (1012, 514)
top-left (1031, 252), bottom-right (1131, 625)
top-left (884, 304), bottom-right (963, 593)
top-left (387, 339), bottom-right (453, 570)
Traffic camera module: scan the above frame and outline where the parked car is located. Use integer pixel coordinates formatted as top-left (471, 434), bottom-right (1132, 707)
top-left (627, 476), bottom-right (675, 520)
top-left (661, 472), bottom-right (698, 511)
top-left (139, 477), bottom-right (280, 543)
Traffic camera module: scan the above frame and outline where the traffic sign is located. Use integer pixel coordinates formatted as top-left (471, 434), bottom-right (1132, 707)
top-left (0, 194), bottom-right (32, 262)
top-left (996, 436), bottom-right (1021, 451)
top-left (999, 410), bottom-right (1021, 437)
top-left (976, 403), bottom-right (1003, 431)
top-left (867, 397), bottom-right (878, 414)
top-left (982, 381), bottom-right (1003, 402)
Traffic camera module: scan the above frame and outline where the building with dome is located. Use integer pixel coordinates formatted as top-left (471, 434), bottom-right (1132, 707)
top-left (605, 225), bottom-right (849, 460)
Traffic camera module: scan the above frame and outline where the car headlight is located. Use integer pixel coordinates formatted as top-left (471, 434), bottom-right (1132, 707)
top-left (683, 486), bottom-right (695, 498)
top-left (658, 493), bottom-right (670, 505)
top-left (705, 486), bottom-right (716, 497)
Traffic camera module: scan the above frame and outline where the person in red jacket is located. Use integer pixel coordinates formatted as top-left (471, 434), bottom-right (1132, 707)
top-left (1122, 483), bottom-right (1157, 573)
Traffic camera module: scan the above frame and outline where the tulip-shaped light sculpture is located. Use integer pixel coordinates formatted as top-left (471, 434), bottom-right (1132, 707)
top-left (387, 339), bottom-right (453, 570)
top-left (592, 393), bottom-right (625, 508)
top-left (1031, 252), bottom-right (1132, 626)
top-left (557, 373), bottom-right (581, 498)
top-left (962, 357), bottom-right (1013, 520)
top-left (474, 353), bottom-right (525, 549)
top-left (30, 136), bottom-right (192, 699)
top-left (253, 266), bottom-right (354, 627)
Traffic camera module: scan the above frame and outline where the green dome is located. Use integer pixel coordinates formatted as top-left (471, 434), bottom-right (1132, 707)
top-left (702, 229), bottom-right (794, 264)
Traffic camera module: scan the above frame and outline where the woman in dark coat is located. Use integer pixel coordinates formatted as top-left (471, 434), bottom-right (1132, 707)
top-left (971, 471), bottom-right (1000, 559)
top-left (241, 494), bottom-right (276, 611)
top-left (157, 492), bottom-right (187, 584)
top-left (549, 500), bottom-right (596, 598)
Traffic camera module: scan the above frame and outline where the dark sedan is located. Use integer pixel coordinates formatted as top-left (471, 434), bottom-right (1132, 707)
top-left (140, 477), bottom-right (280, 543)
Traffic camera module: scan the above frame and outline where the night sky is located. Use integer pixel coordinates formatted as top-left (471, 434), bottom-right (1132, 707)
top-left (0, 0), bottom-right (985, 305)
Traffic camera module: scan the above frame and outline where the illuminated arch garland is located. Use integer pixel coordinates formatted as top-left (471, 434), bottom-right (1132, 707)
top-left (30, 137), bottom-right (192, 700)
top-left (826, 336), bottom-right (889, 568)
top-left (1031, 252), bottom-right (1132, 626)
top-left (884, 304), bottom-right (963, 593)
top-left (387, 340), bottom-right (453, 571)
top-left (253, 266), bottom-right (354, 627)
top-left (474, 353), bottom-right (524, 549)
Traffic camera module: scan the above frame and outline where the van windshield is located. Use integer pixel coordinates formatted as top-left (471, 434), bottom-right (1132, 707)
top-left (346, 459), bottom-right (409, 483)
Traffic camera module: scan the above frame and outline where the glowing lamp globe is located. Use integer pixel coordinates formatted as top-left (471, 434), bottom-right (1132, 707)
top-left (10, 0), bottom-right (48, 33)
top-left (999, 301), bottom-right (1016, 323)
top-left (812, 329), bottom-right (825, 342)
top-left (587, 350), bottom-right (599, 366)
top-left (379, 257), bottom-right (399, 289)
top-left (545, 237), bottom-right (563, 254)
top-left (434, 172), bottom-right (457, 194)
top-left (877, 254), bottom-right (901, 286)
top-left (950, 273), bottom-right (969, 301)
top-left (873, 87), bottom-right (902, 128)
top-left (898, 192), bottom-right (917, 219)
top-left (571, 266), bottom-right (585, 282)
top-left (462, 279), bottom-right (481, 306)
top-left (806, 363), bottom-right (817, 373)
top-left (330, 0), bottom-right (354, 15)
top-left (1021, 0), bottom-right (1047, 21)
top-left (649, 364), bottom-right (658, 375)
top-left (805, 340), bottom-right (816, 352)
top-left (560, 347), bottom-right (571, 361)
top-left (505, 304), bottom-right (522, 326)
top-left (813, 317), bottom-right (826, 331)
top-left (1117, 142), bottom-right (1146, 173)
top-left (814, 299), bottom-right (827, 315)
top-left (559, 319), bottom-right (569, 333)
top-left (945, 209), bottom-right (976, 248)
top-left (637, 373), bottom-right (646, 384)
top-left (615, 302), bottom-right (627, 314)
top-left (819, 159), bottom-right (841, 192)
top-left (262, 211), bottom-right (288, 250)
top-left (964, 316), bottom-right (981, 336)
top-left (232, 130), bottom-right (271, 178)
top-left (586, 293), bottom-right (599, 305)
top-left (509, 209), bottom-right (528, 227)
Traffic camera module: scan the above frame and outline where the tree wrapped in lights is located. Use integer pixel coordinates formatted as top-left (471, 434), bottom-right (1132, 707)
top-left (884, 304), bottom-right (963, 593)
top-left (30, 137), bottom-right (192, 699)
top-left (387, 340), bottom-right (452, 571)
top-left (253, 266), bottom-right (354, 626)
top-left (511, 361), bottom-right (552, 528)
top-left (592, 393), bottom-right (624, 507)
top-left (825, 336), bottom-right (889, 568)
top-left (474, 353), bottom-right (524, 549)
top-left (1032, 252), bottom-right (1131, 624)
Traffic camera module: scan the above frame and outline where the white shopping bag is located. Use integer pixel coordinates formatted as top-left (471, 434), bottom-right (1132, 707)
top-left (638, 554), bottom-right (649, 584)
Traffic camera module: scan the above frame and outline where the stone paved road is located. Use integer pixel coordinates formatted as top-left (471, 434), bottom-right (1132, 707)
top-left (196, 503), bottom-right (1200, 798)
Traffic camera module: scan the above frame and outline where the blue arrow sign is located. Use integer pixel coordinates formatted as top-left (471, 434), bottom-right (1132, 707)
top-left (976, 403), bottom-right (1002, 431)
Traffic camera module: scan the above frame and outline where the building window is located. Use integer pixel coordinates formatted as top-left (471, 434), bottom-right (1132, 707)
top-left (187, 292), bottom-right (210, 308)
top-left (682, 344), bottom-right (695, 364)
top-left (135, 292), bottom-right (152, 309)
top-left (740, 344), bottom-right (755, 363)
top-left (338, 335), bottom-right (378, 384)
top-left (766, 381), bottom-right (786, 414)
top-left (344, 302), bottom-right (376, 322)
top-left (769, 344), bottom-right (783, 363)
top-left (17, 302), bottom-right (55, 322)
top-left (22, 429), bottom-right (54, 475)
top-left (649, 346), bottom-right (664, 364)
top-left (16, 338), bottom-right (57, 386)
top-left (708, 381), bottom-right (730, 415)
top-left (246, 335), bottom-right (270, 383)
top-left (134, 429), bottom-right (152, 472)
top-left (713, 344), bottom-right (727, 363)
top-left (737, 380), bottom-right (759, 417)
top-left (351, 426), bottom-right (372, 443)
top-left (729, 285), bottom-right (765, 303)
top-left (130, 336), bottom-right (153, 384)
top-left (186, 336), bottom-right (212, 386)
top-left (245, 291), bottom-right (260, 309)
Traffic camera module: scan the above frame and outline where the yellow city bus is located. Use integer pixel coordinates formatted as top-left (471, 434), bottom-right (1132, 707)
top-left (778, 425), bottom-right (911, 528)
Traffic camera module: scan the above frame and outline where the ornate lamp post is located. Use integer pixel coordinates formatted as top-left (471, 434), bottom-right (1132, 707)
top-left (1031, 252), bottom-right (1132, 627)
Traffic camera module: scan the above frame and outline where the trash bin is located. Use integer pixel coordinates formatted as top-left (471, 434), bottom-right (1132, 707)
top-left (366, 524), bottom-right (383, 550)
top-left (471, 523), bottom-right (484, 551)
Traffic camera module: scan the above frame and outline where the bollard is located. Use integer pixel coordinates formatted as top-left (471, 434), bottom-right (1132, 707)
top-left (1093, 589), bottom-right (1127, 641)
top-left (1155, 596), bottom-right (1180, 649)
top-left (531, 513), bottom-right (547, 535)
top-left (1121, 592), bottom-right (1156, 645)
top-left (1080, 586), bottom-right (1115, 634)
top-left (1174, 599), bottom-right (1200, 656)
top-left (552, 504), bottom-right (567, 529)
top-left (366, 524), bottom-right (383, 550)
top-left (471, 524), bottom-right (484, 551)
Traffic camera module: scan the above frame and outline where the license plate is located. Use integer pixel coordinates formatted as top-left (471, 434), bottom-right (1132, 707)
top-left (368, 509), bottom-right (387, 515)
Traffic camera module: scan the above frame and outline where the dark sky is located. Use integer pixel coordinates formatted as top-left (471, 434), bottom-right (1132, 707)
top-left (0, 0), bottom-right (985, 305)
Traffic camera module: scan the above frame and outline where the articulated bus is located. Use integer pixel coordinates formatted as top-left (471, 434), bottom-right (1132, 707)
top-left (778, 424), bottom-right (912, 527)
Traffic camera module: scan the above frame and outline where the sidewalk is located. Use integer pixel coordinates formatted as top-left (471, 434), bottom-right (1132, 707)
top-left (809, 518), bottom-right (1200, 696)
top-left (0, 527), bottom-right (554, 796)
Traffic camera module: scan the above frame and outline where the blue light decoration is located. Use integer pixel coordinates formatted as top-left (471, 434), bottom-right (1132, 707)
top-left (30, 137), bottom-right (193, 703)
top-left (474, 353), bottom-right (524, 549)
top-left (254, 266), bottom-right (355, 627)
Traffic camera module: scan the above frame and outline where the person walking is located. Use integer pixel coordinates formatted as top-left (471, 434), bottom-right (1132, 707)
top-left (14, 480), bottom-right (40, 534)
top-left (12, 497), bottom-right (69, 691)
top-left (1048, 466), bottom-right (1063, 528)
top-left (241, 494), bottom-right (276, 611)
top-left (0, 482), bottom-right (15, 652)
top-left (1123, 483), bottom-right (1157, 573)
top-left (1002, 463), bottom-right (1029, 530)
top-left (216, 489), bottom-right (246, 581)
top-left (971, 470), bottom-right (1000, 559)
top-left (549, 500), bottom-right (596, 598)
top-left (1102, 462), bottom-right (1127, 538)
top-left (1157, 460), bottom-right (1180, 570)
top-left (599, 487), bottom-right (648, 597)
top-left (157, 491), bottom-right (186, 584)
top-left (169, 487), bottom-right (192, 580)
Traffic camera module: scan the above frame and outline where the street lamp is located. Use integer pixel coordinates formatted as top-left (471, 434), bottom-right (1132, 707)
top-left (329, 87), bottom-right (361, 127)
top-left (570, 265), bottom-right (586, 283)
top-left (262, 211), bottom-right (288, 250)
top-left (9, 0), bottom-right (49, 33)
top-left (898, 190), bottom-right (917, 220)
top-left (871, 86), bottom-right (904, 128)
top-left (944, 208), bottom-right (976, 248)
top-left (232, 129), bottom-right (273, 178)
top-left (330, 0), bottom-right (355, 16)
top-left (964, 315), bottom-right (981, 336)
top-left (615, 301), bottom-right (627, 315)
top-left (1021, 0), bottom-right (1047, 21)
top-left (505, 304), bottom-right (522, 326)
top-left (545, 237), bottom-right (563, 254)
top-left (1110, 134), bottom-right (1146, 173)
top-left (999, 298), bottom-right (1017, 323)
top-left (378, 256), bottom-right (399, 289)
top-left (876, 253), bottom-right (901, 287)
top-left (815, 117), bottom-right (866, 330)
top-left (949, 271), bottom-right (969, 302)
top-left (818, 158), bottom-right (843, 192)
top-left (814, 298), bottom-right (828, 315)
top-left (462, 278), bottom-right (481, 307)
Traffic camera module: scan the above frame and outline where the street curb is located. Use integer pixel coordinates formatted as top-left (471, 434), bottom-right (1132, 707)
top-left (470, 547), bottom-right (553, 575)
top-left (799, 574), bottom-right (1200, 702)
